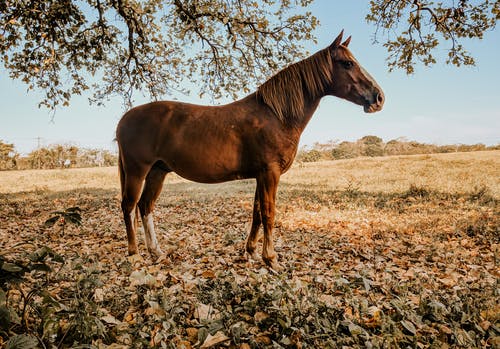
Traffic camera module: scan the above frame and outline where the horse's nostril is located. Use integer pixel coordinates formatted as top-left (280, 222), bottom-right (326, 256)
top-left (376, 92), bottom-right (384, 105)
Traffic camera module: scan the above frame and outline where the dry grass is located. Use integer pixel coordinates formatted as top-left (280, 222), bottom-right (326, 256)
top-left (286, 150), bottom-right (500, 197)
top-left (1, 151), bottom-right (499, 348)
top-left (1, 150), bottom-right (498, 196)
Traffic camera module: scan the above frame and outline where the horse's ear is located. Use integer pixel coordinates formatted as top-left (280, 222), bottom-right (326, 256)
top-left (342, 35), bottom-right (351, 47)
top-left (330, 30), bottom-right (344, 50)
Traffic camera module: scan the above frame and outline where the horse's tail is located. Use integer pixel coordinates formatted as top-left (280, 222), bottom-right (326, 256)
top-left (118, 149), bottom-right (125, 198)
top-left (118, 149), bottom-right (140, 227)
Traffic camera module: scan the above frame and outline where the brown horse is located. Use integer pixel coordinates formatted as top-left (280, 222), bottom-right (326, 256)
top-left (116, 31), bottom-right (384, 270)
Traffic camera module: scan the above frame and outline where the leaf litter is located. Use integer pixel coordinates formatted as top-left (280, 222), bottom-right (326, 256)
top-left (0, 166), bottom-right (499, 348)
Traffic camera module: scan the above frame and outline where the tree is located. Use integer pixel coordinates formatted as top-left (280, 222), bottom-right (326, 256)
top-left (2, 1), bottom-right (497, 111)
top-left (367, 0), bottom-right (499, 74)
top-left (0, 140), bottom-right (18, 170)
top-left (359, 135), bottom-right (384, 157)
top-left (0, 0), bottom-right (317, 109)
top-left (25, 144), bottom-right (78, 169)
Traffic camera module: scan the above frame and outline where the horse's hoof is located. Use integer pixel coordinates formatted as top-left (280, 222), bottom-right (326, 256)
top-left (127, 253), bottom-right (144, 265)
top-left (149, 248), bottom-right (164, 260)
top-left (244, 249), bottom-right (259, 262)
top-left (263, 257), bottom-right (283, 272)
top-left (155, 253), bottom-right (169, 265)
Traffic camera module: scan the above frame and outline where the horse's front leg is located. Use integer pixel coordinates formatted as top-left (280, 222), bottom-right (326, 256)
top-left (257, 166), bottom-right (281, 270)
top-left (245, 186), bottom-right (261, 260)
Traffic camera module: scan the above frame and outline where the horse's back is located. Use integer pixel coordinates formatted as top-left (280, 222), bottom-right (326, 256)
top-left (116, 100), bottom-right (253, 181)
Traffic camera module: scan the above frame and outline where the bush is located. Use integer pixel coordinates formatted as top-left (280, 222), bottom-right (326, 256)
top-left (298, 149), bottom-right (322, 162)
top-left (295, 136), bottom-right (499, 163)
top-left (1, 143), bottom-right (118, 170)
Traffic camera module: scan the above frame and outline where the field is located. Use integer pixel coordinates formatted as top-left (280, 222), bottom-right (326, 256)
top-left (1, 151), bottom-right (499, 348)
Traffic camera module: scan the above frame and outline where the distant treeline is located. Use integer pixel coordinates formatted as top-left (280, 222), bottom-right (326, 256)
top-left (1, 137), bottom-right (499, 170)
top-left (0, 141), bottom-right (117, 170)
top-left (296, 136), bottom-right (499, 162)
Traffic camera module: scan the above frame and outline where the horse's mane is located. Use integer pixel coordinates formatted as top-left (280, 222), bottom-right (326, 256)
top-left (257, 48), bottom-right (333, 125)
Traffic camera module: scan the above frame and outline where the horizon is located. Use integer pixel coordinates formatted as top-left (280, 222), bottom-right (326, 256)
top-left (5, 135), bottom-right (499, 159)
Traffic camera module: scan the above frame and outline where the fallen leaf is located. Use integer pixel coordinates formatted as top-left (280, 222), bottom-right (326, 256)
top-left (479, 320), bottom-right (491, 331)
top-left (94, 288), bottom-right (105, 302)
top-left (185, 327), bottom-right (198, 343)
top-left (123, 311), bottom-right (136, 324)
top-left (401, 320), bottom-right (417, 335)
top-left (254, 311), bottom-right (269, 323)
top-left (363, 306), bottom-right (382, 328)
top-left (195, 303), bottom-right (220, 321)
top-left (254, 335), bottom-right (272, 345)
top-left (201, 270), bottom-right (216, 279)
top-left (101, 315), bottom-right (121, 325)
top-left (200, 331), bottom-right (230, 348)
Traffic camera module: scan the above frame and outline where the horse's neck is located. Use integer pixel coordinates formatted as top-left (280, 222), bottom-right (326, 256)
top-left (237, 92), bottom-right (322, 136)
top-left (291, 97), bottom-right (322, 135)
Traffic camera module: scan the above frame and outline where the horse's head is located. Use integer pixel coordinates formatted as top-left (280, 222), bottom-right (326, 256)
top-left (327, 31), bottom-right (384, 113)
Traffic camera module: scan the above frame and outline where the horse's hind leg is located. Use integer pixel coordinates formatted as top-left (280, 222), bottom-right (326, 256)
top-left (138, 163), bottom-right (169, 258)
top-left (121, 166), bottom-right (148, 256)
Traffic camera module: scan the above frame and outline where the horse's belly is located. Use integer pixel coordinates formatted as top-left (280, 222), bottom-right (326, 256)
top-left (162, 148), bottom-right (251, 184)
top-left (171, 165), bottom-right (249, 184)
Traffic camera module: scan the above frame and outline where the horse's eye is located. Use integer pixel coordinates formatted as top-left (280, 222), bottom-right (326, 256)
top-left (341, 60), bottom-right (354, 69)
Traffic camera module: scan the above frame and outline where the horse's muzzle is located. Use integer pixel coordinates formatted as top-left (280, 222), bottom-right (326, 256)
top-left (364, 91), bottom-right (384, 113)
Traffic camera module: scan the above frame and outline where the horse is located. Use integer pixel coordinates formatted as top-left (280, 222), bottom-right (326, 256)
top-left (116, 31), bottom-right (384, 270)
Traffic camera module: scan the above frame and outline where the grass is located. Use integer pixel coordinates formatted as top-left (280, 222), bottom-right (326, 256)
top-left (1, 150), bottom-right (498, 196)
top-left (0, 150), bottom-right (498, 348)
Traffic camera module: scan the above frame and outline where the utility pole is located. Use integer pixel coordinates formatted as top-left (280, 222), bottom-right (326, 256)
top-left (36, 136), bottom-right (41, 169)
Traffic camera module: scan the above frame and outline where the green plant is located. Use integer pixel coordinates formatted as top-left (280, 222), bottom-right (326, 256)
top-left (41, 264), bottom-right (107, 346)
top-left (1, 245), bottom-right (109, 347)
top-left (0, 245), bottom-right (64, 346)
top-left (44, 206), bottom-right (82, 235)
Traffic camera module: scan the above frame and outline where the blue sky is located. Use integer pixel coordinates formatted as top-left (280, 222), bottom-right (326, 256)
top-left (1, 2), bottom-right (499, 155)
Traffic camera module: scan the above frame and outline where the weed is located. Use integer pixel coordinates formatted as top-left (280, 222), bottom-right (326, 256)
top-left (467, 185), bottom-right (496, 206)
top-left (344, 179), bottom-right (362, 199)
top-left (401, 184), bottom-right (430, 199)
top-left (44, 206), bottom-right (82, 235)
top-left (0, 245), bottom-right (108, 347)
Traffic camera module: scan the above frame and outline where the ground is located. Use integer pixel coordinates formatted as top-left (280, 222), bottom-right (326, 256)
top-left (0, 151), bottom-right (499, 348)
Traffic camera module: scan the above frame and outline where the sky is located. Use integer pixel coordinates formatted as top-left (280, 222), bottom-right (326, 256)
top-left (1, 2), bottom-right (499, 155)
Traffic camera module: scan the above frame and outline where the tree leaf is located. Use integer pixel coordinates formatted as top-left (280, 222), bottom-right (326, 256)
top-left (29, 263), bottom-right (52, 273)
top-left (0, 305), bottom-right (11, 329)
top-left (66, 206), bottom-right (81, 213)
top-left (44, 216), bottom-right (60, 227)
top-left (1, 262), bottom-right (23, 273)
top-left (5, 334), bottom-right (39, 349)
top-left (401, 320), bottom-right (417, 335)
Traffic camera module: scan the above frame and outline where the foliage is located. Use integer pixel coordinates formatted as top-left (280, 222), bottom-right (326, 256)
top-left (1, 1), bottom-right (498, 111)
top-left (4, 137), bottom-right (495, 170)
top-left (0, 0), bottom-right (317, 109)
top-left (24, 144), bottom-right (79, 170)
top-left (297, 136), bottom-right (498, 162)
top-left (0, 245), bottom-right (64, 346)
top-left (0, 140), bottom-right (18, 171)
top-left (0, 243), bottom-right (109, 347)
top-left (0, 142), bottom-right (118, 170)
top-left (366, 0), bottom-right (499, 73)
top-left (297, 148), bottom-right (322, 163)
